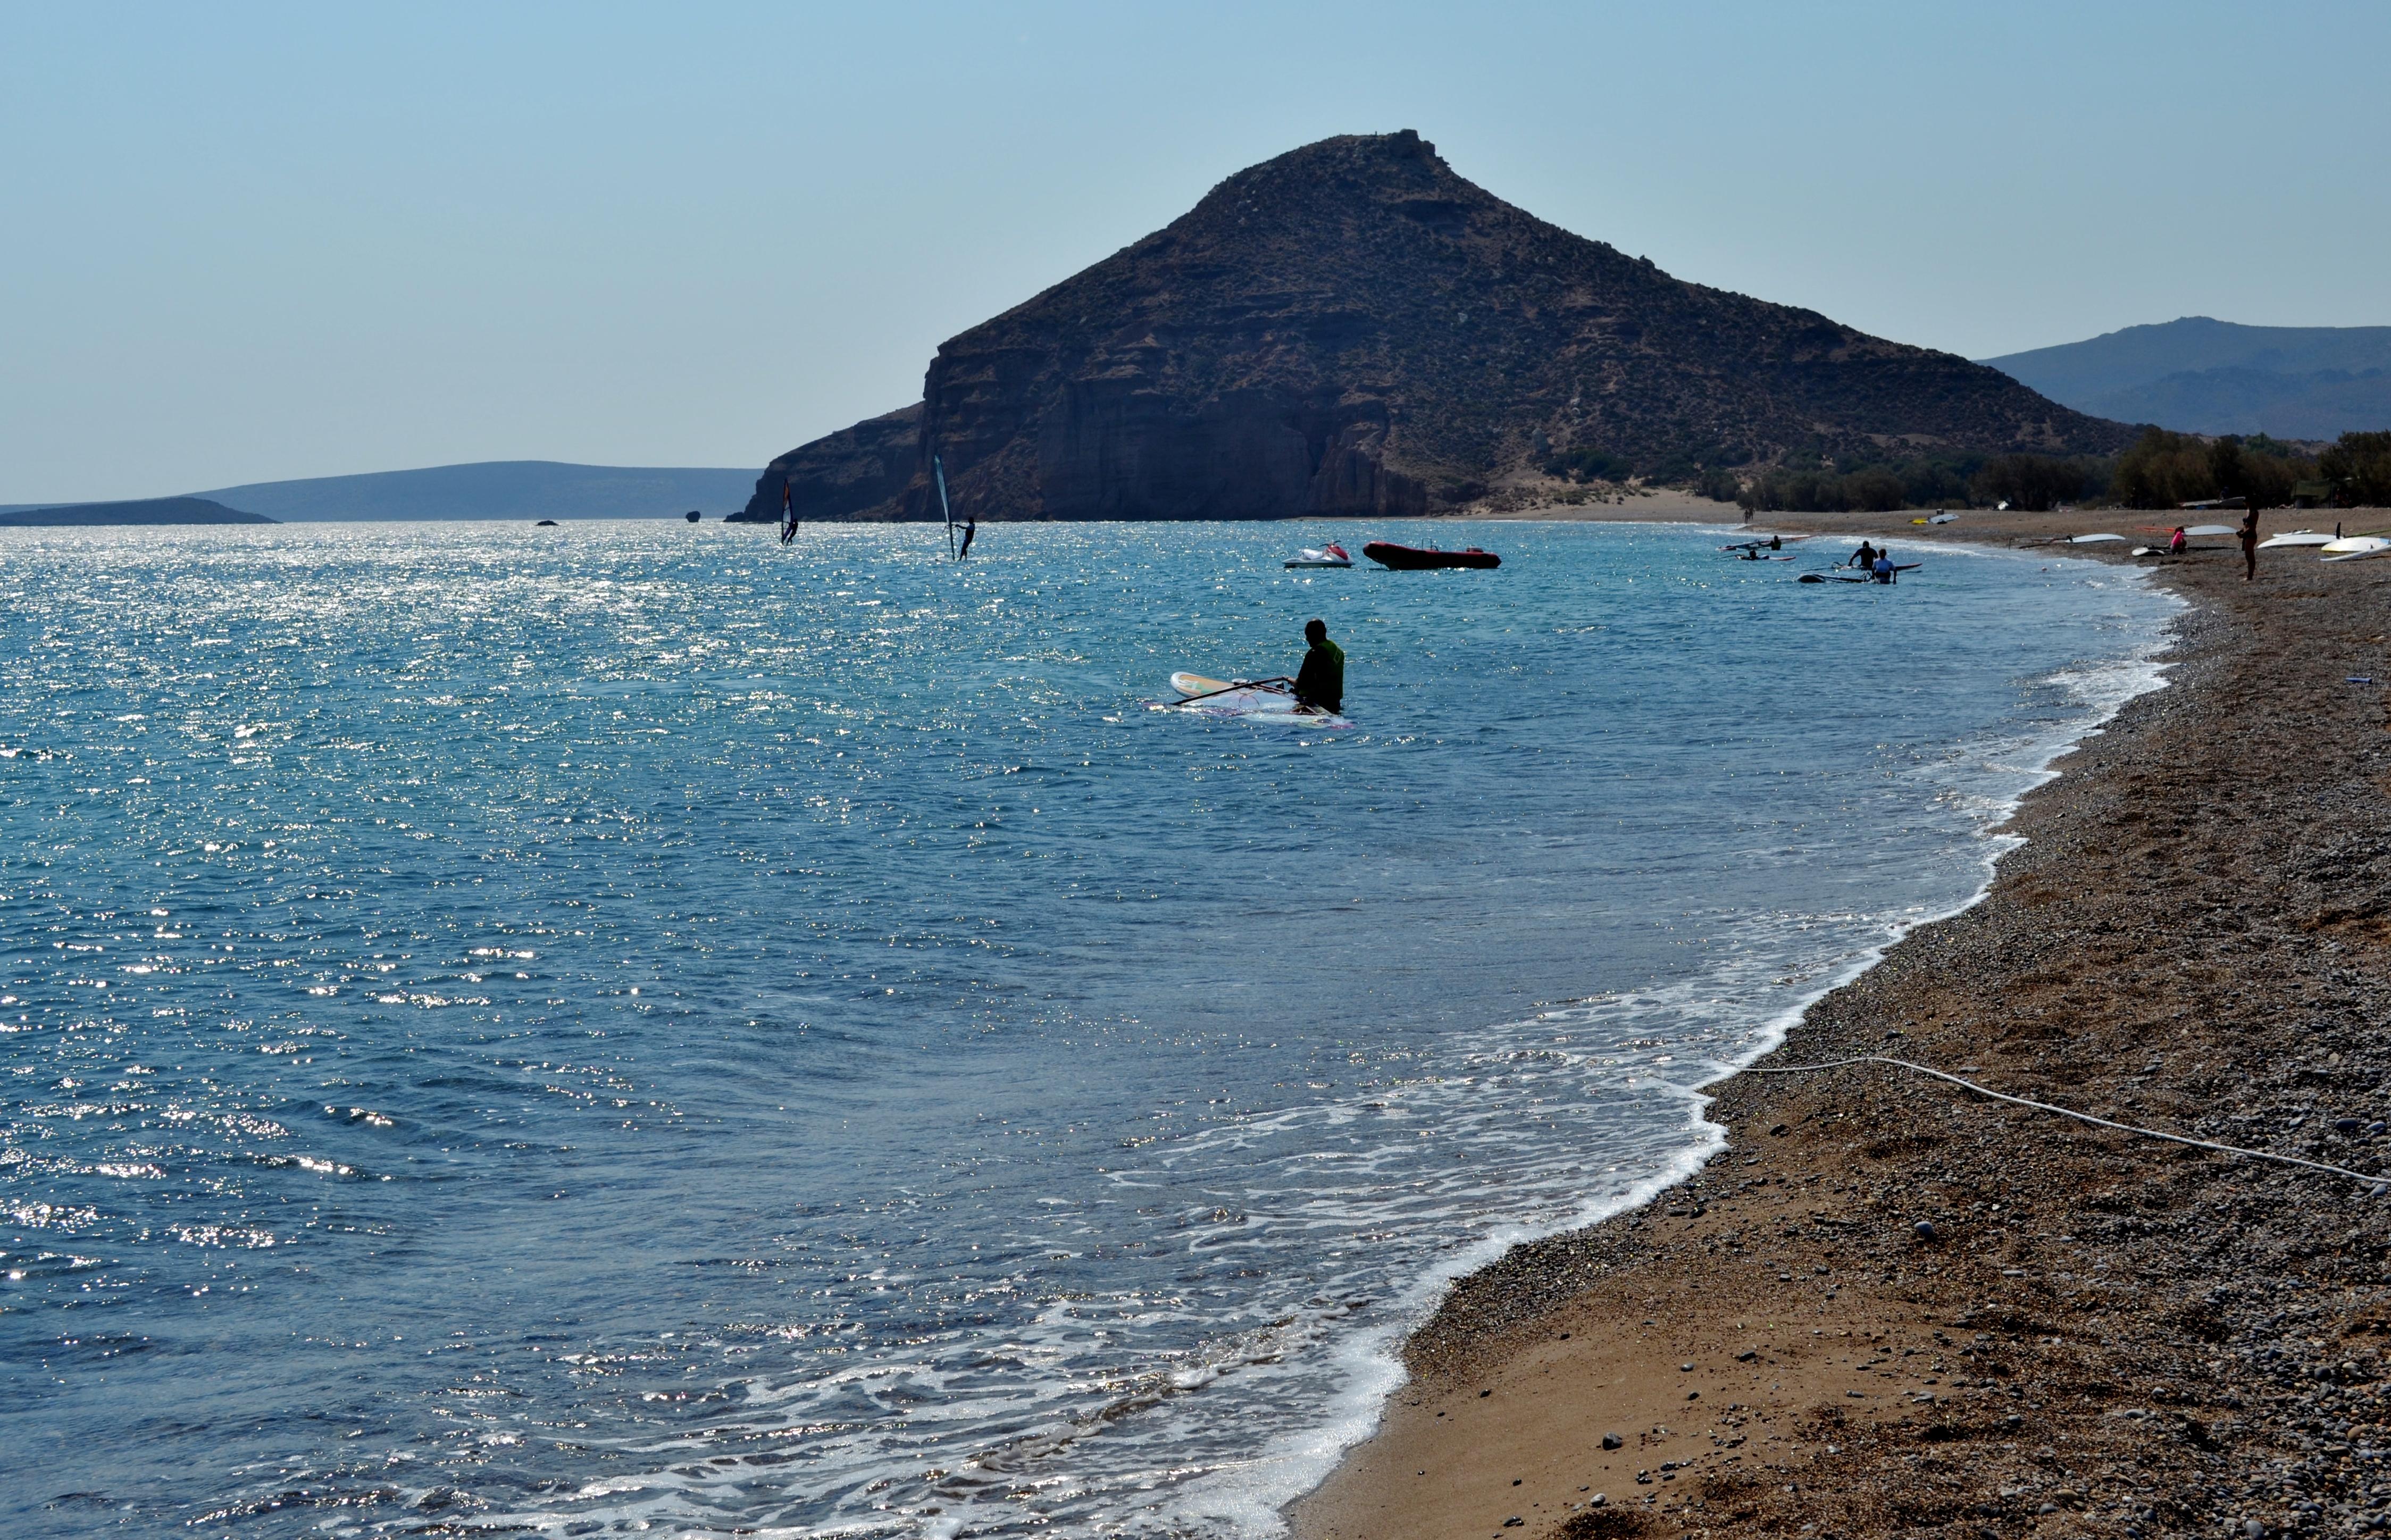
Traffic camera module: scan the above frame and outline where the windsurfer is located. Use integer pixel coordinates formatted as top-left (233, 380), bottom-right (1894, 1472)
top-left (1293, 619), bottom-right (1344, 714)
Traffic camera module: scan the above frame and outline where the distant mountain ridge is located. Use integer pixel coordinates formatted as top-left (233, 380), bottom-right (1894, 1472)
top-left (1983, 317), bottom-right (2391, 438)
top-left (0, 496), bottom-right (272, 527)
top-left (193, 462), bottom-right (759, 521)
top-left (741, 130), bottom-right (2125, 523)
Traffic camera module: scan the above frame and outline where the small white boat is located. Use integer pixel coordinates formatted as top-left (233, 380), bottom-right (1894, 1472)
top-left (1285, 543), bottom-right (1353, 569)
top-left (2259, 531), bottom-right (2335, 549)
top-left (1153, 672), bottom-right (1352, 728)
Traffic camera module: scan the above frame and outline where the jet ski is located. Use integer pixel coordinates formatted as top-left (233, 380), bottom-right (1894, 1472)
top-left (1285, 543), bottom-right (1353, 568)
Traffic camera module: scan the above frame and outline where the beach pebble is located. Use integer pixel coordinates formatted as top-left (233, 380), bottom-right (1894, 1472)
top-left (2337, 1118), bottom-right (2363, 1135)
top-left (2244, 1521), bottom-right (2264, 1539)
top-left (1913, 1219), bottom-right (1937, 1240)
top-left (1602, 1432), bottom-right (1624, 1449)
top-left (1589, 1493), bottom-right (1606, 1507)
top-left (1679, 1361), bottom-right (1695, 1371)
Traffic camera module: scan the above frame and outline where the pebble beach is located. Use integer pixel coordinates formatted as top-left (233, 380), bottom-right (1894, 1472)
top-left (1299, 507), bottom-right (2391, 1539)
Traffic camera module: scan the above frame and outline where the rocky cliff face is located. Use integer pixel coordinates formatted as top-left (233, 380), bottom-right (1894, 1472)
top-left (744, 131), bottom-right (2129, 522)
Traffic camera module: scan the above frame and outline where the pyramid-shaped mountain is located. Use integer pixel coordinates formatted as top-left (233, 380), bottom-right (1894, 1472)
top-left (742, 131), bottom-right (2129, 522)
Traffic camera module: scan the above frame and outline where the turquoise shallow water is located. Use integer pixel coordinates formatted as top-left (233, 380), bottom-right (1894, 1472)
top-left (0, 520), bottom-right (2172, 1537)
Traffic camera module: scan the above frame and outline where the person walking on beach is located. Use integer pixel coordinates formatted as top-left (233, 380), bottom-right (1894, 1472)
top-left (1292, 618), bottom-right (1344, 715)
top-left (2239, 508), bottom-right (2260, 581)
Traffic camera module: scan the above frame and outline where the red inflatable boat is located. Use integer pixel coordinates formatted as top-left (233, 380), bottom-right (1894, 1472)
top-left (1362, 541), bottom-right (1501, 570)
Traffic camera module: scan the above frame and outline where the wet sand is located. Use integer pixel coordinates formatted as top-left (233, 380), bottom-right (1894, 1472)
top-left (1295, 508), bottom-right (2391, 1539)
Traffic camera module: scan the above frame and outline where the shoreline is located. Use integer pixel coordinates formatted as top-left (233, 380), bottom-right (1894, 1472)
top-left (1291, 515), bottom-right (2391, 1538)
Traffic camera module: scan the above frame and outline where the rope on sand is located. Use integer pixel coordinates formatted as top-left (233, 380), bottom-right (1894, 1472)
top-left (1740, 1054), bottom-right (2386, 1190)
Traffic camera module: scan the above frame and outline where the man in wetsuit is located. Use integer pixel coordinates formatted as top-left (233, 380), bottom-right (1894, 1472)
top-left (1293, 618), bottom-right (1344, 714)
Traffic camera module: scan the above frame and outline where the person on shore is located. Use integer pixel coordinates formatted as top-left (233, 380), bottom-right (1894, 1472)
top-left (1851, 540), bottom-right (1877, 571)
top-left (958, 515), bottom-right (977, 560)
top-left (2239, 509), bottom-right (2260, 581)
top-left (1293, 618), bottom-right (1344, 714)
top-left (2169, 526), bottom-right (2187, 557)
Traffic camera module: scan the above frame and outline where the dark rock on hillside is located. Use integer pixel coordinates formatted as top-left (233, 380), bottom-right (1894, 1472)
top-left (0, 496), bottom-right (273, 526)
top-left (752, 131), bottom-right (2130, 522)
top-left (734, 405), bottom-right (922, 522)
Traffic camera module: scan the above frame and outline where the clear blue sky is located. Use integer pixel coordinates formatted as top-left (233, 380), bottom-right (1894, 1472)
top-left (5, 0), bottom-right (2385, 502)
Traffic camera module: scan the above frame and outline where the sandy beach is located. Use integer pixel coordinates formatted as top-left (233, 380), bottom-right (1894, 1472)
top-left (1295, 506), bottom-right (2391, 1538)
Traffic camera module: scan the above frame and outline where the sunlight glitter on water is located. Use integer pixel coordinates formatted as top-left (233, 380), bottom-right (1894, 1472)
top-left (0, 520), bottom-right (2174, 1536)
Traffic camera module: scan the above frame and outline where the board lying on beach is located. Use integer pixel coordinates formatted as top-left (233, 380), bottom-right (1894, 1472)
top-left (2322, 537), bottom-right (2391, 563)
top-left (1153, 673), bottom-right (1353, 728)
top-left (2259, 531), bottom-right (2336, 549)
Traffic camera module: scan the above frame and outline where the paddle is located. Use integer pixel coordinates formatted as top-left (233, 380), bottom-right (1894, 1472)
top-left (1173, 675), bottom-right (1295, 705)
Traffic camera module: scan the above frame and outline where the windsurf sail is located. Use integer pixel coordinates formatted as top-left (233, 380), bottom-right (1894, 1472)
top-left (934, 454), bottom-right (954, 559)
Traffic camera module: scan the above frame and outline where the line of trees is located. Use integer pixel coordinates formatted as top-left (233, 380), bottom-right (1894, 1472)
top-left (2320, 431), bottom-right (2391, 506)
top-left (1550, 428), bottom-right (2391, 512)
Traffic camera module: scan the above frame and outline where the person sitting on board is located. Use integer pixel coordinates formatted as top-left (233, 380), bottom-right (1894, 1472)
top-left (1850, 540), bottom-right (1877, 571)
top-left (1293, 619), bottom-right (1344, 714)
top-left (1872, 550), bottom-right (1896, 584)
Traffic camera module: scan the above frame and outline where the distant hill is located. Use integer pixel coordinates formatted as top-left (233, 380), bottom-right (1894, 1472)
top-left (1983, 317), bottom-right (2391, 437)
top-left (191, 461), bottom-right (759, 521)
top-left (741, 130), bottom-right (2125, 523)
top-left (0, 496), bottom-right (273, 527)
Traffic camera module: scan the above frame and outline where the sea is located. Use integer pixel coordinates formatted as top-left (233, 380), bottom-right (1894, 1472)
top-left (0, 518), bottom-right (2177, 1538)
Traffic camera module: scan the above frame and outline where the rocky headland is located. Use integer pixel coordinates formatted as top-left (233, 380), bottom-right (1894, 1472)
top-left (0, 496), bottom-right (272, 526)
top-left (738, 131), bottom-right (2130, 525)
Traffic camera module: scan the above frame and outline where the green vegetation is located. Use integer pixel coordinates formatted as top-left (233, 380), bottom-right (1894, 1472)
top-left (2110, 428), bottom-right (2313, 510)
top-left (1972, 454), bottom-right (2106, 512)
top-left (1735, 450), bottom-right (1989, 514)
top-left (2319, 431), bottom-right (2391, 506)
top-left (1542, 446), bottom-right (1632, 483)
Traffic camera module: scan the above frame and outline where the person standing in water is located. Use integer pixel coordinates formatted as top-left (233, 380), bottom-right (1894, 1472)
top-left (1292, 618), bottom-right (1344, 714)
top-left (1850, 540), bottom-right (1877, 571)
